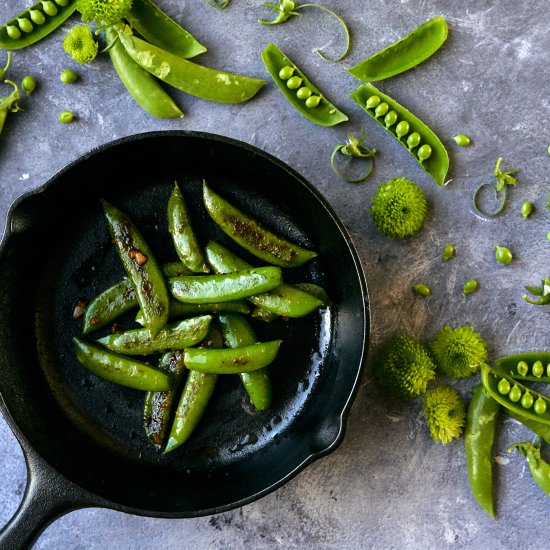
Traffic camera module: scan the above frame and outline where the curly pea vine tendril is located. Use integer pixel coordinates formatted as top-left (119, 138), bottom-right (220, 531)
top-left (330, 129), bottom-right (376, 183)
top-left (205, 0), bottom-right (231, 9)
top-left (0, 52), bottom-right (12, 81)
top-left (259, 1), bottom-right (350, 62)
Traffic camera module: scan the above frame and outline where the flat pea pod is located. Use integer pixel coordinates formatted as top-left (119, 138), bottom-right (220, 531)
top-left (218, 313), bottom-right (272, 411)
top-left (102, 200), bottom-right (170, 337)
top-left (261, 42), bottom-right (348, 127)
top-left (495, 352), bottom-right (550, 382)
top-left (97, 315), bottom-right (212, 355)
top-left (106, 26), bottom-right (184, 119)
top-left (169, 267), bottom-right (282, 304)
top-left (168, 182), bottom-right (209, 273)
top-left (73, 337), bottom-right (171, 391)
top-left (480, 363), bottom-right (550, 425)
top-left (464, 385), bottom-right (500, 519)
top-left (350, 83), bottom-right (449, 186)
top-left (0, 0), bottom-right (77, 50)
top-left (184, 340), bottom-right (282, 374)
top-left (509, 441), bottom-right (550, 497)
top-left (118, 30), bottom-right (265, 104)
top-left (347, 16), bottom-right (448, 83)
top-left (203, 182), bottom-right (317, 268)
top-left (126, 0), bottom-right (207, 59)
top-left (505, 409), bottom-right (550, 445)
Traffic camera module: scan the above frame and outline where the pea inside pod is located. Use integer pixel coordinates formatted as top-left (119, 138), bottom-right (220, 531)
top-left (495, 352), bottom-right (550, 383)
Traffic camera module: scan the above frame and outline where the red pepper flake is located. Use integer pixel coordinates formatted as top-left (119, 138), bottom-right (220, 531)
top-left (135, 251), bottom-right (148, 266)
top-left (129, 248), bottom-right (136, 259)
top-left (72, 298), bottom-right (88, 320)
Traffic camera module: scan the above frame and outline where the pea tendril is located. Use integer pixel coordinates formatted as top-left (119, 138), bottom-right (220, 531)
top-left (205, 0), bottom-right (231, 9)
top-left (0, 52), bottom-right (12, 81)
top-left (330, 129), bottom-right (376, 183)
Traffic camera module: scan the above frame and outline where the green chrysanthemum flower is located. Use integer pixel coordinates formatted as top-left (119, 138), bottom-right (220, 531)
top-left (423, 385), bottom-right (466, 445)
top-left (77, 0), bottom-right (133, 26)
top-left (63, 25), bottom-right (99, 64)
top-left (430, 325), bottom-right (488, 378)
top-left (373, 335), bottom-right (436, 398)
top-left (370, 177), bottom-right (428, 239)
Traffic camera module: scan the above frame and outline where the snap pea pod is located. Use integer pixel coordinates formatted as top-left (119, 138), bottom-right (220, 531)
top-left (218, 313), bottom-right (272, 411)
top-left (509, 441), bottom-right (550, 497)
top-left (205, 241), bottom-right (324, 317)
top-left (161, 262), bottom-right (193, 278)
top-left (464, 385), bottom-right (500, 519)
top-left (261, 42), bottom-right (348, 127)
top-left (505, 409), bottom-right (550, 446)
top-left (350, 83), bottom-right (449, 186)
top-left (347, 16), bottom-right (448, 83)
top-left (169, 267), bottom-right (282, 304)
top-left (143, 350), bottom-right (186, 449)
top-left (102, 201), bottom-right (170, 337)
top-left (106, 26), bottom-right (184, 119)
top-left (184, 340), bottom-right (282, 374)
top-left (495, 352), bottom-right (550, 382)
top-left (118, 30), bottom-right (265, 103)
top-left (97, 315), bottom-right (212, 355)
top-left (127, 0), bottom-right (207, 59)
top-left (168, 182), bottom-right (209, 273)
top-left (73, 337), bottom-right (172, 391)
top-left (480, 364), bottom-right (550, 425)
top-left (203, 182), bottom-right (317, 268)
top-left (164, 324), bottom-right (224, 453)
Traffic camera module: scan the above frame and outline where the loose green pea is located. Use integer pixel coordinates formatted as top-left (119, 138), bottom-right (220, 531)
top-left (395, 121), bottom-right (410, 140)
top-left (417, 144), bottom-right (432, 162)
top-left (517, 361), bottom-right (529, 376)
top-left (521, 201), bottom-right (533, 219)
top-left (21, 75), bottom-right (37, 95)
top-left (58, 110), bottom-right (74, 124)
top-left (365, 95), bottom-right (380, 109)
top-left (412, 284), bottom-right (430, 297)
top-left (521, 392), bottom-right (534, 409)
top-left (296, 86), bottom-right (312, 100)
top-left (29, 10), bottom-right (46, 25)
top-left (453, 134), bottom-right (471, 147)
top-left (547, 231), bottom-right (550, 242)
top-left (55, 0), bottom-right (70, 5)
top-left (41, 1), bottom-right (58, 16)
top-left (60, 69), bottom-right (78, 84)
top-left (17, 18), bottom-right (34, 33)
top-left (442, 244), bottom-right (455, 261)
top-left (497, 378), bottom-right (511, 395)
top-left (547, 364), bottom-right (550, 377)
top-left (286, 76), bottom-right (303, 90)
top-left (384, 110), bottom-right (397, 127)
top-left (374, 102), bottom-right (389, 118)
top-left (463, 279), bottom-right (478, 295)
top-left (494, 244), bottom-right (513, 265)
top-left (548, 145), bottom-right (550, 155)
top-left (533, 360), bottom-right (544, 378)
top-left (509, 385), bottom-right (522, 403)
top-left (6, 25), bottom-right (22, 39)
top-left (406, 132), bottom-right (421, 149)
top-left (278, 66), bottom-right (294, 80)
top-left (305, 95), bottom-right (320, 108)
top-left (535, 397), bottom-right (547, 415)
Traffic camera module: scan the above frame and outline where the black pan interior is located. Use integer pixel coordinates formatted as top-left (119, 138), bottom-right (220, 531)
top-left (0, 132), bottom-right (368, 516)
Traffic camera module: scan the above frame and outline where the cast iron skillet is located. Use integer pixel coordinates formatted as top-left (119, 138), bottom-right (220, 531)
top-left (0, 131), bottom-right (369, 549)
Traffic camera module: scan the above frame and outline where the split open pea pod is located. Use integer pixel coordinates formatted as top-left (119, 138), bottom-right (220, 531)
top-left (347, 16), bottom-right (448, 82)
top-left (495, 352), bottom-right (550, 382)
top-left (350, 83), bottom-right (449, 185)
top-left (0, 0), bottom-right (77, 50)
top-left (261, 42), bottom-right (348, 127)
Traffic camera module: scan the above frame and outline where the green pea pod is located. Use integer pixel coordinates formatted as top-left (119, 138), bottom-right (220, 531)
top-left (261, 42), bottom-right (348, 127)
top-left (184, 340), bottom-right (282, 374)
top-left (0, 0), bottom-right (78, 50)
top-left (495, 352), bottom-right (550, 382)
top-left (168, 182), bottom-right (209, 273)
top-left (143, 350), bottom-right (186, 449)
top-left (347, 16), bottom-right (448, 82)
top-left (505, 409), bottom-right (550, 446)
top-left (350, 83), bottom-right (449, 186)
top-left (203, 183), bottom-right (317, 268)
top-left (169, 267), bottom-right (282, 304)
top-left (294, 283), bottom-right (332, 306)
top-left (73, 337), bottom-right (172, 391)
top-left (509, 441), bottom-right (550, 497)
top-left (218, 313), bottom-right (272, 411)
top-left (161, 262), bottom-right (193, 277)
top-left (106, 26), bottom-right (184, 119)
top-left (250, 307), bottom-right (279, 323)
top-left (97, 315), bottom-right (212, 355)
top-left (480, 364), bottom-right (550, 426)
top-left (127, 0), bottom-right (207, 59)
top-left (118, 30), bottom-right (265, 103)
top-left (102, 200), bottom-right (170, 337)
top-left (464, 385), bottom-right (500, 519)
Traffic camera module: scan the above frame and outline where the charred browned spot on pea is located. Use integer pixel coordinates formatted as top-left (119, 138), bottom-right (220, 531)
top-left (72, 298), bottom-right (88, 319)
top-left (129, 247), bottom-right (148, 266)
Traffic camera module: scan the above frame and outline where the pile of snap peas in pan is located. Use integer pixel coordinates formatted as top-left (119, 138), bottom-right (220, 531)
top-left (73, 181), bottom-right (328, 453)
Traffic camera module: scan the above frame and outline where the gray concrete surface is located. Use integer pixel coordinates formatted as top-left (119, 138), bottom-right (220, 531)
top-left (1, 0), bottom-right (549, 548)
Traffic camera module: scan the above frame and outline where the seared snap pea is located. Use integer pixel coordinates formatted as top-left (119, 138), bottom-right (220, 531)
top-left (347, 16), bottom-right (448, 83)
top-left (350, 83), bottom-right (449, 186)
top-left (169, 267), bottom-right (282, 304)
top-left (218, 313), bottom-right (272, 411)
top-left (495, 352), bottom-right (550, 382)
top-left (0, 0), bottom-right (77, 50)
top-left (261, 42), bottom-right (348, 127)
top-left (102, 201), bottom-right (170, 337)
top-left (184, 340), bottom-right (282, 374)
top-left (73, 337), bottom-right (172, 391)
top-left (464, 385), bottom-right (500, 519)
top-left (203, 182), bottom-right (317, 268)
top-left (97, 315), bottom-right (212, 355)
top-left (509, 441), bottom-right (550, 497)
